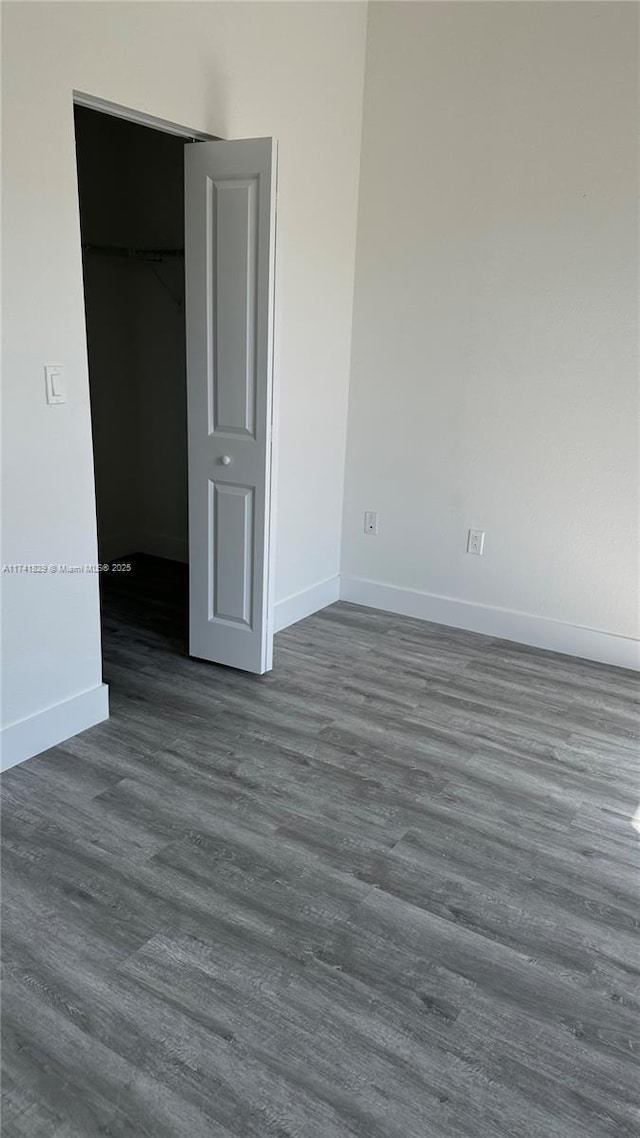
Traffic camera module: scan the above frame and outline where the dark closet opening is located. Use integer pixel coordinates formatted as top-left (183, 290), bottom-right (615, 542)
top-left (74, 106), bottom-right (189, 654)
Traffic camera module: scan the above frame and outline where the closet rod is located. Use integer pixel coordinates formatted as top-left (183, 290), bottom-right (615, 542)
top-left (82, 243), bottom-right (184, 262)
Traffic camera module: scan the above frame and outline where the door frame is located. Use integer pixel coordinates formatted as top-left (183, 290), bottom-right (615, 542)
top-left (73, 91), bottom-right (220, 143)
top-left (73, 92), bottom-right (279, 671)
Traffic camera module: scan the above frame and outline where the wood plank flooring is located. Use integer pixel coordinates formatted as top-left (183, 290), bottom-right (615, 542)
top-left (2, 555), bottom-right (639, 1137)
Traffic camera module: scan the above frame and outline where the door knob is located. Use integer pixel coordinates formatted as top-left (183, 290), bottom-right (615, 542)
top-left (220, 455), bottom-right (232, 466)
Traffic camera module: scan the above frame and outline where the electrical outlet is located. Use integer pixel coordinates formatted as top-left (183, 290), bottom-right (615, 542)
top-left (467, 529), bottom-right (485, 555)
top-left (364, 511), bottom-right (378, 535)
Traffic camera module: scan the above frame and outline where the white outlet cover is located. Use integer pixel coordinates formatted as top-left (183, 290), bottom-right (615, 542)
top-left (467, 529), bottom-right (485, 555)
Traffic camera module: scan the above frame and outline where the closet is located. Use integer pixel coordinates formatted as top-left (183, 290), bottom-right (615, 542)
top-left (74, 106), bottom-right (189, 568)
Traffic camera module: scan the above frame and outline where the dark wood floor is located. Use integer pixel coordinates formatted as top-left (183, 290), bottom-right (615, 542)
top-left (2, 555), bottom-right (639, 1137)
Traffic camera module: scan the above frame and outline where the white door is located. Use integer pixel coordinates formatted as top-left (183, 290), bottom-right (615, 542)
top-left (185, 138), bottom-right (277, 673)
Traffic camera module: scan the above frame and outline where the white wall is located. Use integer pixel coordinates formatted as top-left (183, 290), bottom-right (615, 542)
top-left (1, 1), bottom-right (367, 759)
top-left (342, 1), bottom-right (639, 665)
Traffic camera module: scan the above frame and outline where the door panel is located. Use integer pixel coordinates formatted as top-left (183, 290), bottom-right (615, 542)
top-left (209, 481), bottom-right (254, 626)
top-left (211, 178), bottom-right (258, 436)
top-left (185, 138), bottom-right (277, 673)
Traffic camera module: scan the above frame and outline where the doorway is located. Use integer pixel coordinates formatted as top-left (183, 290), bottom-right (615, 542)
top-left (74, 104), bottom-right (190, 658)
top-left (74, 97), bottom-right (278, 678)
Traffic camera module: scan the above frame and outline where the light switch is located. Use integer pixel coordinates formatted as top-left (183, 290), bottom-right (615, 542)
top-left (45, 365), bottom-right (66, 405)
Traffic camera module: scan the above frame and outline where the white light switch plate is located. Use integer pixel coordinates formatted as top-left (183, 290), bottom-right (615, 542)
top-left (45, 365), bottom-right (66, 405)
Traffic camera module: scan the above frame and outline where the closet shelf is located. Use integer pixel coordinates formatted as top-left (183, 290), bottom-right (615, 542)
top-left (83, 244), bottom-right (184, 262)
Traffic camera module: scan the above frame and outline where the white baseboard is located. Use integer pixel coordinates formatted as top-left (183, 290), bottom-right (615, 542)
top-left (274, 575), bottom-right (341, 633)
top-left (100, 531), bottom-right (188, 564)
top-left (139, 531), bottom-right (189, 564)
top-left (100, 530), bottom-right (138, 563)
top-left (340, 576), bottom-right (640, 671)
top-left (0, 684), bottom-right (110, 772)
